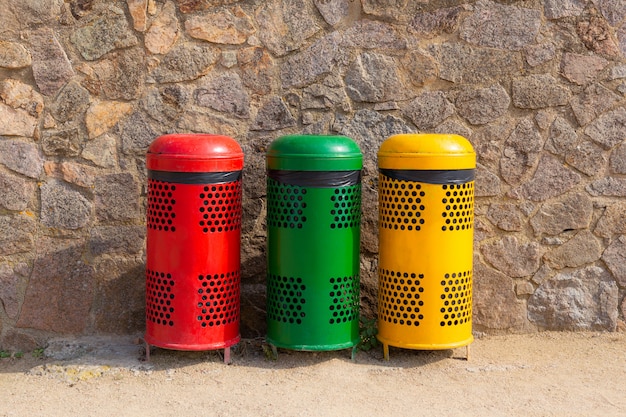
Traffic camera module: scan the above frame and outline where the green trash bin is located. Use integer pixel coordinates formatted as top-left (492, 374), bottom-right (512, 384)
top-left (266, 134), bottom-right (363, 356)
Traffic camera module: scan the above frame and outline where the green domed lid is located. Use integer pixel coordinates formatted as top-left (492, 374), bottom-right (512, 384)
top-left (267, 134), bottom-right (362, 171)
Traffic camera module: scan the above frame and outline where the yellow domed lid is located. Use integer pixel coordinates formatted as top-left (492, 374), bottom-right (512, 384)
top-left (378, 133), bottom-right (475, 170)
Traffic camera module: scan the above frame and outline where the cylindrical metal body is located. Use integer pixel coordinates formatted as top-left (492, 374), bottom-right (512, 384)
top-left (377, 133), bottom-right (476, 351)
top-left (145, 133), bottom-right (243, 351)
top-left (266, 135), bottom-right (363, 351)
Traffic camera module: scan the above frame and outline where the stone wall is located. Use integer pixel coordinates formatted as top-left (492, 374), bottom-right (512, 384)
top-left (1, 0), bottom-right (625, 350)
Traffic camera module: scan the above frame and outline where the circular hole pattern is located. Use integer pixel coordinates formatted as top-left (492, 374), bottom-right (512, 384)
top-left (441, 182), bottom-right (474, 232)
top-left (199, 180), bottom-right (242, 233)
top-left (329, 186), bottom-right (362, 230)
top-left (267, 179), bottom-right (308, 229)
top-left (378, 269), bottom-right (425, 327)
top-left (196, 270), bottom-right (240, 328)
top-left (438, 270), bottom-right (472, 327)
top-left (146, 269), bottom-right (175, 327)
top-left (379, 174), bottom-right (426, 232)
top-left (267, 275), bottom-right (307, 325)
top-left (328, 275), bottom-right (360, 325)
top-left (147, 180), bottom-right (177, 233)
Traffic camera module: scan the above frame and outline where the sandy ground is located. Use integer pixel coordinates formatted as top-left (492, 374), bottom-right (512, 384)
top-left (0, 332), bottom-right (625, 417)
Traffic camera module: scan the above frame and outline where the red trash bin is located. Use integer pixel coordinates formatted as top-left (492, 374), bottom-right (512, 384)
top-left (144, 133), bottom-right (243, 363)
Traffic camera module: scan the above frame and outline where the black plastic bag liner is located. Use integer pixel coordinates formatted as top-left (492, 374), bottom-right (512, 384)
top-left (379, 168), bottom-right (474, 185)
top-left (148, 170), bottom-right (242, 184)
top-left (268, 169), bottom-right (361, 188)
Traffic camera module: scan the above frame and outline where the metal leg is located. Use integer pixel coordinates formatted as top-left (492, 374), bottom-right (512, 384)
top-left (383, 343), bottom-right (390, 361)
top-left (351, 346), bottom-right (358, 362)
top-left (145, 342), bottom-right (151, 361)
top-left (271, 344), bottom-right (278, 360)
top-left (224, 347), bottom-right (231, 364)
top-left (466, 344), bottom-right (471, 361)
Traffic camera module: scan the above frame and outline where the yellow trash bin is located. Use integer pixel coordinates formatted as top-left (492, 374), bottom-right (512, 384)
top-left (376, 133), bottom-right (475, 359)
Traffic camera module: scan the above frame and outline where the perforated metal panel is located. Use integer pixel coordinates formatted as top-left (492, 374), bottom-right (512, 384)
top-left (329, 186), bottom-right (361, 229)
top-left (328, 275), bottom-right (360, 325)
top-left (441, 183), bottom-right (474, 232)
top-left (439, 270), bottom-right (472, 327)
top-left (147, 180), bottom-right (177, 232)
top-left (266, 178), bottom-right (308, 229)
top-left (198, 180), bottom-right (242, 233)
top-left (266, 275), bottom-right (307, 325)
top-left (378, 269), bottom-right (425, 327)
top-left (196, 271), bottom-right (240, 328)
top-left (379, 175), bottom-right (425, 232)
top-left (146, 269), bottom-right (176, 327)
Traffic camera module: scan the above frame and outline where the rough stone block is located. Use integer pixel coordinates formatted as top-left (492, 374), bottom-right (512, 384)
top-left (70, 6), bottom-right (138, 61)
top-left (92, 259), bottom-right (145, 334)
top-left (185, 6), bottom-right (254, 45)
top-left (81, 47), bottom-right (146, 101)
top-left (17, 240), bottom-right (95, 334)
top-left (487, 203), bottom-right (523, 232)
top-left (544, 0), bottom-right (586, 19)
top-left (480, 236), bottom-right (544, 278)
top-left (456, 85), bottom-right (510, 125)
top-left (345, 53), bottom-right (410, 103)
top-left (587, 177), bottom-right (626, 197)
top-left (314, 0), bottom-right (349, 26)
top-left (585, 107), bottom-right (626, 150)
top-left (89, 226), bottom-right (145, 256)
top-left (565, 141), bottom-right (607, 177)
top-left (432, 43), bottom-right (523, 84)
top-left (402, 91), bottom-right (454, 130)
top-left (530, 192), bottom-right (593, 236)
top-left (145, 1), bottom-right (179, 55)
top-left (570, 84), bottom-right (620, 126)
top-left (194, 73), bottom-right (250, 119)
top-left (0, 171), bottom-right (36, 212)
top-left (516, 154), bottom-right (581, 201)
top-left (280, 32), bottom-right (344, 88)
top-left (42, 128), bottom-right (82, 157)
top-left (119, 112), bottom-right (158, 156)
top-left (473, 257), bottom-right (528, 330)
top-left (543, 230), bottom-right (603, 269)
top-left (609, 142), bottom-right (626, 174)
top-left (0, 140), bottom-right (44, 179)
top-left (255, 0), bottom-right (320, 57)
top-left (0, 215), bottom-right (35, 256)
top-left (602, 235), bottom-right (626, 287)
top-left (238, 47), bottom-right (276, 95)
top-left (594, 202), bottom-right (626, 238)
top-left (546, 117), bottom-right (577, 156)
top-left (0, 41), bottom-right (31, 69)
top-left (500, 118), bottom-right (543, 186)
top-left (150, 43), bottom-right (218, 83)
top-left (94, 173), bottom-right (141, 222)
top-left (41, 180), bottom-right (92, 229)
top-left (250, 96), bottom-right (296, 131)
top-left (512, 74), bottom-right (570, 109)
top-left (49, 81), bottom-right (90, 123)
top-left (528, 266), bottom-right (618, 331)
top-left (460, 0), bottom-right (541, 50)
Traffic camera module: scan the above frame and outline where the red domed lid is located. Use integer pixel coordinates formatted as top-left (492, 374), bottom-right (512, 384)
top-left (147, 134), bottom-right (243, 172)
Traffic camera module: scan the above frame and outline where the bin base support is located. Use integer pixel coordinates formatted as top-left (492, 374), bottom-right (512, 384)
top-left (268, 344), bottom-right (358, 361)
top-left (144, 343), bottom-right (232, 364)
top-left (223, 347), bottom-right (231, 364)
top-left (383, 343), bottom-right (390, 361)
top-left (381, 342), bottom-right (471, 361)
